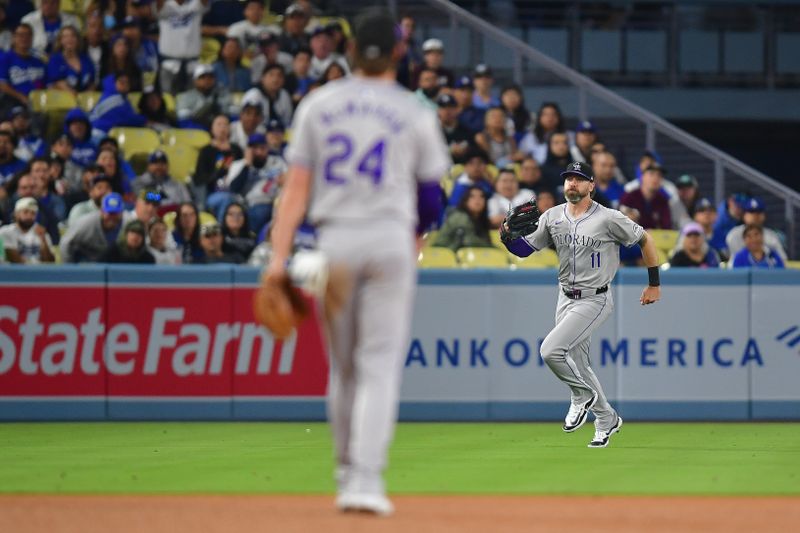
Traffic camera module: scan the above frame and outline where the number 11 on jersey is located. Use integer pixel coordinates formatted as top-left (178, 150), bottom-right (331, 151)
top-left (591, 251), bottom-right (601, 268)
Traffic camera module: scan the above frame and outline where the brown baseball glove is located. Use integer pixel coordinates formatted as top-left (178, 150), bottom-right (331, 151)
top-left (252, 273), bottom-right (309, 339)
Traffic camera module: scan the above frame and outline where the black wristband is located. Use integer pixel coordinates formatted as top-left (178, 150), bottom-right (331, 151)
top-left (648, 266), bottom-right (660, 287)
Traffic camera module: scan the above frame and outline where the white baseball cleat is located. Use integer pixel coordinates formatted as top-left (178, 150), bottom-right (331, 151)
top-left (563, 391), bottom-right (598, 432)
top-left (587, 416), bottom-right (623, 448)
top-left (336, 492), bottom-right (394, 516)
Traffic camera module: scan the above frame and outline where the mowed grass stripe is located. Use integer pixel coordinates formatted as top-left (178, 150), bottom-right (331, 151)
top-left (0, 422), bottom-right (798, 495)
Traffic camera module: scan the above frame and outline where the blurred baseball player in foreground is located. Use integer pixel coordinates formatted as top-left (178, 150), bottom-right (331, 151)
top-left (262, 8), bottom-right (450, 515)
top-left (501, 161), bottom-right (661, 447)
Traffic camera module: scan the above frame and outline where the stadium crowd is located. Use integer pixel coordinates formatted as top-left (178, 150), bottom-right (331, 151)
top-left (0, 0), bottom-right (790, 269)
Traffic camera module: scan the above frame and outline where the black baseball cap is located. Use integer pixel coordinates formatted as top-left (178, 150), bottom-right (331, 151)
top-left (436, 93), bottom-right (457, 108)
top-left (561, 161), bottom-right (594, 182)
top-left (676, 174), bottom-right (698, 188)
top-left (353, 8), bottom-right (397, 61)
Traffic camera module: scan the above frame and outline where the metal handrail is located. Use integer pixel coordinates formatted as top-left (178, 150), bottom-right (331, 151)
top-left (422, 0), bottom-right (800, 209)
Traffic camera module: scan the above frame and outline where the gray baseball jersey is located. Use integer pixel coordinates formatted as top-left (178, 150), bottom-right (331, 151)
top-left (286, 76), bottom-right (450, 229)
top-left (523, 201), bottom-right (644, 290)
top-left (285, 76), bottom-right (450, 493)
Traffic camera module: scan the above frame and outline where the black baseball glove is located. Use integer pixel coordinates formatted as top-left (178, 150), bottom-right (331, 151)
top-left (500, 198), bottom-right (541, 243)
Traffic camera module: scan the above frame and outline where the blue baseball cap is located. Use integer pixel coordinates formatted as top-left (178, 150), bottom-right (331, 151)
top-left (576, 120), bottom-right (596, 133)
top-left (266, 119), bottom-right (284, 132)
top-left (743, 197), bottom-right (765, 212)
top-left (148, 149), bottom-right (168, 163)
top-left (248, 133), bottom-right (267, 146)
top-left (436, 93), bottom-right (457, 107)
top-left (695, 197), bottom-right (714, 211)
top-left (454, 75), bottom-right (473, 89)
top-left (102, 193), bottom-right (124, 214)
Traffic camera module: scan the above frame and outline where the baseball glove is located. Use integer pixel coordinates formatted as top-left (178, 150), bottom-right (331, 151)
top-left (500, 197), bottom-right (541, 243)
top-left (253, 272), bottom-right (309, 340)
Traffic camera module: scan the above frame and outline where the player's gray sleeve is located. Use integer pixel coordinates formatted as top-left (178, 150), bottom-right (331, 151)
top-left (523, 210), bottom-right (552, 250)
top-left (284, 96), bottom-right (315, 169)
top-left (414, 108), bottom-right (451, 183)
top-left (607, 209), bottom-right (645, 247)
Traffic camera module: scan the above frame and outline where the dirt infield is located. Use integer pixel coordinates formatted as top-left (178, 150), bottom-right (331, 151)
top-left (1, 495), bottom-right (798, 533)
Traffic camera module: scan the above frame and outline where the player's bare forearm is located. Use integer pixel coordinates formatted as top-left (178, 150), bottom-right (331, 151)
top-left (638, 232), bottom-right (661, 305)
top-left (266, 164), bottom-right (311, 276)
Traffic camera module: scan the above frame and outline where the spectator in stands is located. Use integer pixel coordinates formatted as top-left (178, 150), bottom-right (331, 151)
top-left (307, 24), bottom-right (349, 80)
top-left (21, 0), bottom-right (81, 55)
top-left (592, 151), bottom-right (625, 207)
top-left (412, 38), bottom-right (453, 90)
top-left (98, 136), bottom-right (136, 181)
top-left (9, 107), bottom-right (45, 162)
top-left (251, 31), bottom-right (295, 85)
top-left (47, 26), bottom-right (96, 94)
top-left (326, 20), bottom-right (348, 56)
top-left (284, 47), bottom-right (314, 106)
top-left (712, 191), bottom-right (746, 259)
top-left (100, 35), bottom-right (143, 92)
top-left (29, 157), bottom-right (66, 223)
top-left (437, 93), bottom-right (471, 165)
top-left (475, 107), bottom-right (522, 167)
top-left (622, 154), bottom-right (687, 230)
top-left (518, 156), bottom-right (548, 195)
top-left (131, 0), bottom-right (159, 39)
top-left (499, 84), bottom-right (532, 141)
top-left (318, 61), bottom-right (347, 85)
top-left (396, 14), bottom-right (422, 89)
top-left (535, 188), bottom-right (557, 213)
top-left (472, 64), bottom-right (499, 110)
top-left (0, 131), bottom-right (23, 193)
top-left (100, 219), bottom-right (155, 263)
top-left (122, 187), bottom-right (161, 232)
top-left (132, 150), bottom-right (191, 207)
top-left (0, 3), bottom-right (11, 53)
top-left (193, 114), bottom-right (243, 208)
top-left (414, 67), bottom-right (439, 110)
top-left (675, 174), bottom-right (701, 218)
top-left (620, 164), bottom-right (672, 229)
top-left (449, 147), bottom-right (493, 207)
top-left (221, 201), bottom-right (256, 263)
top-left (138, 88), bottom-right (175, 132)
top-left (199, 221), bottom-right (237, 263)
top-left (619, 204), bottom-right (643, 265)
top-left (83, 13), bottom-right (107, 85)
top-left (434, 185), bottom-right (492, 251)
top-left (726, 197), bottom-right (787, 262)
top-left (157, 0), bottom-right (210, 94)
top-left (453, 75), bottom-right (485, 136)
top-left (120, 16), bottom-right (159, 89)
top-left (226, 0), bottom-right (270, 59)
top-left (265, 118), bottom-right (285, 156)
top-left (488, 167), bottom-right (529, 228)
top-left (64, 163), bottom-right (102, 215)
top-left (0, 23), bottom-right (46, 115)
top-left (89, 74), bottom-right (146, 141)
top-left (213, 37), bottom-right (252, 93)
top-left (242, 64), bottom-right (293, 128)
top-left (540, 132), bottom-right (574, 186)
top-left (692, 197), bottom-right (721, 252)
top-left (229, 100), bottom-right (265, 151)
top-left (222, 132), bottom-right (285, 232)
top-left (176, 64), bottom-right (233, 130)
top-left (147, 217), bottom-right (181, 264)
top-left (95, 147), bottom-right (130, 195)
top-left (60, 191), bottom-right (125, 262)
top-left (277, 2), bottom-right (310, 56)
top-left (172, 201), bottom-right (203, 263)
top-left (669, 222), bottom-right (720, 268)
top-left (730, 224), bottom-right (784, 269)
top-left (570, 121), bottom-right (597, 164)
top-left (67, 172), bottom-right (112, 226)
top-left (518, 102), bottom-right (567, 165)
top-left (0, 196), bottom-right (54, 263)
top-left (49, 134), bottom-right (81, 192)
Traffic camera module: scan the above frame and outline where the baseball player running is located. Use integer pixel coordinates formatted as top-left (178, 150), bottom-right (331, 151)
top-left (264, 9), bottom-right (450, 514)
top-left (501, 161), bottom-right (661, 447)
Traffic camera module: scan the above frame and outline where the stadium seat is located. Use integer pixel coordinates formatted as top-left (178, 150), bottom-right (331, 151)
top-left (648, 229), bottom-right (679, 254)
top-left (162, 93), bottom-right (176, 115)
top-left (786, 260), bottom-right (800, 270)
top-left (490, 230), bottom-right (504, 249)
top-left (127, 92), bottom-right (142, 109)
top-left (29, 89), bottom-right (77, 113)
top-left (161, 128), bottom-right (211, 150)
top-left (108, 127), bottom-right (161, 158)
top-left (456, 247), bottom-right (509, 268)
top-left (200, 38), bottom-right (221, 64)
top-left (199, 212), bottom-right (217, 226)
top-left (77, 91), bottom-right (101, 112)
top-left (421, 230), bottom-right (439, 247)
top-left (511, 248), bottom-right (559, 268)
top-left (418, 247), bottom-right (458, 268)
top-left (159, 144), bottom-right (199, 184)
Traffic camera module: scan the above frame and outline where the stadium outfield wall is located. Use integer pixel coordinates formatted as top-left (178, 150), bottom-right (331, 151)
top-left (0, 266), bottom-right (798, 422)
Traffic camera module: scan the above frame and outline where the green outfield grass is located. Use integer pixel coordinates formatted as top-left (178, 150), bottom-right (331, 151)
top-left (1, 422), bottom-right (798, 495)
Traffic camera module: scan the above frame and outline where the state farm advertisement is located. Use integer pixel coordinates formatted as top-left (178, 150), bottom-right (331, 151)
top-left (0, 286), bottom-right (329, 397)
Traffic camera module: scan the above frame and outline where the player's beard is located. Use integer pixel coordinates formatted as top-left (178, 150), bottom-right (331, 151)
top-left (565, 190), bottom-right (586, 204)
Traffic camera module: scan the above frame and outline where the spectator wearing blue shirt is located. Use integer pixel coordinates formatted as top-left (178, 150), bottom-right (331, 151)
top-left (46, 25), bottom-right (96, 93)
top-left (89, 74), bottom-right (146, 141)
top-left (712, 192), bottom-right (747, 260)
top-left (453, 75), bottom-right (485, 136)
top-left (448, 147), bottom-right (494, 208)
top-left (120, 17), bottom-right (159, 90)
top-left (731, 225), bottom-right (784, 269)
top-left (0, 24), bottom-right (46, 116)
top-left (592, 151), bottom-right (625, 207)
top-left (64, 108), bottom-right (97, 169)
top-left (212, 38), bottom-right (252, 93)
top-left (0, 130), bottom-right (25, 190)
top-left (471, 64), bottom-right (500, 110)
top-left (9, 106), bottom-right (46, 162)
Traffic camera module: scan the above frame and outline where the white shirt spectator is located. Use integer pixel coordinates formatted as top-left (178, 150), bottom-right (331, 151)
top-left (309, 53), bottom-right (349, 79)
top-left (226, 20), bottom-right (271, 55)
top-left (21, 10), bottom-right (82, 55)
top-left (229, 120), bottom-right (266, 152)
top-left (0, 222), bottom-right (52, 264)
top-left (158, 0), bottom-right (209, 59)
top-left (241, 87), bottom-right (294, 130)
top-left (726, 225), bottom-right (787, 262)
top-left (488, 190), bottom-right (531, 220)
